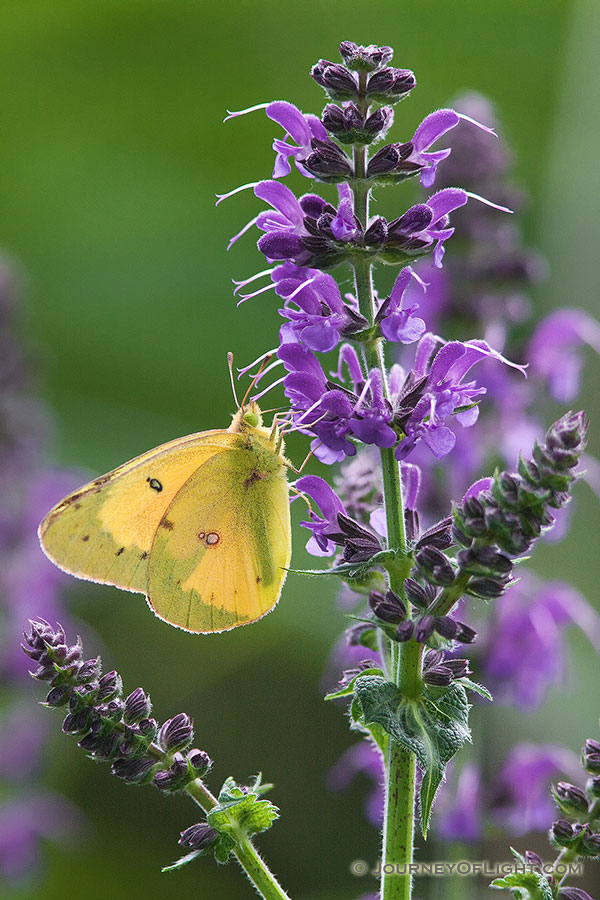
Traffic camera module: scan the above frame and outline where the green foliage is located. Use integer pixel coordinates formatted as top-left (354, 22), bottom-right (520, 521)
top-left (352, 675), bottom-right (471, 835)
top-left (206, 776), bottom-right (280, 843)
top-left (491, 849), bottom-right (554, 900)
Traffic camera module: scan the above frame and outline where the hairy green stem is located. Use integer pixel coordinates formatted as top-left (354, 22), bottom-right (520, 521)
top-left (186, 779), bottom-right (292, 900)
top-left (351, 149), bottom-right (419, 900)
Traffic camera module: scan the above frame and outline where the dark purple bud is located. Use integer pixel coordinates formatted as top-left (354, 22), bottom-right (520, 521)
top-left (45, 684), bottom-right (73, 707)
top-left (158, 713), bottom-right (194, 753)
top-left (321, 103), bottom-right (346, 134)
top-left (404, 578), bottom-right (432, 610)
top-left (466, 577), bottom-right (506, 599)
top-left (187, 749), bottom-right (212, 777)
top-left (586, 775), bottom-right (600, 799)
top-left (367, 67), bottom-right (416, 99)
top-left (555, 781), bottom-right (590, 816)
top-left (364, 106), bottom-right (394, 137)
top-left (154, 752), bottom-right (193, 792)
top-left (434, 617), bottom-right (459, 640)
top-left (457, 545), bottom-right (513, 578)
top-left (138, 717), bottom-right (158, 741)
top-left (364, 217), bottom-right (388, 246)
top-left (78, 657), bottom-right (101, 682)
top-left (416, 517), bottom-right (453, 551)
top-left (311, 61), bottom-right (358, 97)
top-left (111, 756), bottom-right (156, 784)
top-left (388, 205), bottom-right (433, 237)
top-left (97, 670), bottom-right (123, 701)
top-left (455, 623), bottom-right (477, 644)
top-left (414, 615), bottom-right (435, 643)
top-left (369, 589), bottom-right (407, 624)
top-left (339, 42), bottom-right (394, 71)
top-left (395, 621), bottom-right (414, 642)
top-left (179, 822), bottom-right (219, 851)
top-left (62, 708), bottom-right (94, 735)
top-left (415, 546), bottom-right (456, 586)
top-left (551, 819), bottom-right (575, 845)
top-left (582, 831), bottom-right (600, 855)
top-left (558, 889), bottom-right (595, 900)
top-left (444, 659), bottom-right (471, 680)
top-left (423, 666), bottom-right (453, 687)
top-left (423, 649), bottom-right (443, 670)
top-left (544, 411), bottom-right (588, 466)
top-left (524, 850), bottom-right (543, 868)
top-left (124, 687), bottom-right (152, 724)
top-left (305, 139), bottom-right (353, 178)
top-left (585, 752), bottom-right (600, 774)
top-left (367, 144), bottom-right (402, 176)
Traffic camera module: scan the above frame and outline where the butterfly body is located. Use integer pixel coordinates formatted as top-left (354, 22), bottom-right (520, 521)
top-left (39, 404), bottom-right (291, 633)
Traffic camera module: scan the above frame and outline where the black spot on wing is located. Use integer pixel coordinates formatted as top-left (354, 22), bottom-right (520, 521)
top-left (161, 519), bottom-right (174, 531)
top-left (82, 535), bottom-right (90, 542)
top-left (116, 547), bottom-right (125, 556)
top-left (140, 551), bottom-right (148, 560)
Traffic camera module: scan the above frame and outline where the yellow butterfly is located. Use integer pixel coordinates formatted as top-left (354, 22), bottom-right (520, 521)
top-left (38, 402), bottom-right (291, 634)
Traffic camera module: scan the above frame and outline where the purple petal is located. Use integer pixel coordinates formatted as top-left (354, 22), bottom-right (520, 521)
top-left (296, 475), bottom-right (346, 523)
top-left (266, 101), bottom-right (313, 146)
top-left (422, 426), bottom-right (456, 457)
top-left (426, 188), bottom-right (468, 224)
top-left (462, 477), bottom-right (493, 502)
top-left (257, 232), bottom-right (303, 260)
top-left (254, 180), bottom-right (304, 224)
top-left (412, 109), bottom-right (461, 152)
top-left (401, 462), bottom-right (421, 510)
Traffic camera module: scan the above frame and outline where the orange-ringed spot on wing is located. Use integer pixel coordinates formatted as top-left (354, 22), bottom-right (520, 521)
top-left (147, 477), bottom-right (163, 492)
top-left (197, 531), bottom-right (221, 548)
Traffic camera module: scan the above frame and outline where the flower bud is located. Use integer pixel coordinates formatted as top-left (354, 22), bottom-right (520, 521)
top-left (364, 217), bottom-right (388, 246)
top-left (524, 850), bottom-right (543, 868)
top-left (311, 60), bottom-right (358, 98)
top-left (414, 615), bottom-right (435, 643)
top-left (586, 775), bottom-right (600, 799)
top-left (369, 589), bottom-right (406, 624)
top-left (111, 756), bottom-right (156, 784)
top-left (97, 670), bottom-right (123, 702)
top-left (124, 688), bottom-right (152, 724)
top-left (423, 666), bottom-right (453, 687)
top-left (433, 616), bottom-right (459, 640)
top-left (581, 830), bottom-right (600, 856)
top-left (550, 819), bottom-right (575, 846)
top-left (395, 621), bottom-right (414, 642)
top-left (558, 888), bottom-right (595, 900)
top-left (554, 781), bottom-right (589, 817)
top-left (403, 578), bottom-right (431, 610)
top-left (455, 623), bottom-right (477, 644)
top-left (414, 546), bottom-right (456, 586)
top-left (444, 659), bottom-right (471, 679)
top-left (158, 713), bottom-right (194, 753)
top-left (339, 41), bottom-right (393, 71)
top-left (179, 822), bottom-right (219, 851)
top-left (154, 752), bottom-right (192, 792)
top-left (187, 749), bottom-right (212, 777)
top-left (45, 684), bottom-right (73, 707)
top-left (366, 67), bottom-right (416, 101)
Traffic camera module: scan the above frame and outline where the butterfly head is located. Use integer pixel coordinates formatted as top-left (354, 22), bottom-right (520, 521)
top-left (229, 401), bottom-right (264, 434)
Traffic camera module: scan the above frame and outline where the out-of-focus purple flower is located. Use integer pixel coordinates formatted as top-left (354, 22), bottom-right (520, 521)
top-left (408, 108), bottom-right (497, 189)
top-left (488, 743), bottom-right (580, 835)
top-left (396, 336), bottom-right (527, 461)
top-left (328, 741), bottom-right (384, 826)
top-left (528, 309), bottom-right (600, 403)
top-left (295, 475), bottom-right (347, 556)
top-left (435, 762), bottom-right (483, 843)
top-left (375, 267), bottom-right (426, 344)
top-left (479, 575), bottom-right (600, 710)
top-left (273, 262), bottom-right (366, 352)
top-left (0, 794), bottom-right (81, 882)
top-left (0, 707), bottom-right (48, 781)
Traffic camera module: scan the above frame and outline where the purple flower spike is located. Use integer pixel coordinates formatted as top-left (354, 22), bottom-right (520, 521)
top-left (296, 475), bottom-right (347, 556)
top-left (528, 308), bottom-right (600, 403)
top-left (410, 108), bottom-right (497, 188)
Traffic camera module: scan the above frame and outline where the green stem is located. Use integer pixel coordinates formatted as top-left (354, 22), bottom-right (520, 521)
top-left (350, 140), bottom-right (419, 900)
top-left (186, 779), bottom-right (292, 900)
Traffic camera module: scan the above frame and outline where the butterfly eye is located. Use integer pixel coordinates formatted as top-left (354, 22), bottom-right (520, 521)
top-left (243, 411), bottom-right (259, 428)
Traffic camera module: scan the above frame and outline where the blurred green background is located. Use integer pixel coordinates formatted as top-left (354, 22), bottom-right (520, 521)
top-left (1, 0), bottom-right (599, 898)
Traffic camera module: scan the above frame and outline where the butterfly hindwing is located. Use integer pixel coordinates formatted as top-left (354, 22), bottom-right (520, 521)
top-left (147, 441), bottom-right (291, 633)
top-left (38, 430), bottom-right (233, 593)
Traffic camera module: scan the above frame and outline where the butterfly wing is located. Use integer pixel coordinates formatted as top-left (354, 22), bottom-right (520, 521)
top-left (38, 430), bottom-right (233, 593)
top-left (147, 444), bottom-right (291, 633)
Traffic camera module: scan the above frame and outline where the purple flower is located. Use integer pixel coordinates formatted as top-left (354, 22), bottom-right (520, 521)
top-left (266, 101), bottom-right (329, 178)
top-left (0, 794), bottom-right (79, 882)
top-left (254, 180), bottom-right (359, 268)
top-left (328, 741), bottom-right (384, 826)
top-left (488, 743), bottom-right (580, 835)
top-left (395, 336), bottom-right (527, 460)
top-left (273, 262), bottom-right (366, 352)
top-left (295, 475), bottom-right (346, 556)
top-left (408, 108), bottom-right (497, 188)
top-left (434, 762), bottom-right (483, 843)
top-left (279, 342), bottom-right (396, 463)
top-left (375, 267), bottom-right (426, 344)
top-left (480, 575), bottom-right (600, 710)
top-left (528, 308), bottom-right (600, 403)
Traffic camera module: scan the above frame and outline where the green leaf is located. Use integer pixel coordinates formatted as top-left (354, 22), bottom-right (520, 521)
top-left (460, 678), bottom-right (493, 701)
top-left (490, 848), bottom-right (553, 900)
top-left (207, 777), bottom-right (279, 841)
top-left (286, 550), bottom-right (397, 579)
top-left (162, 849), bottom-right (203, 872)
top-left (353, 675), bottom-right (471, 836)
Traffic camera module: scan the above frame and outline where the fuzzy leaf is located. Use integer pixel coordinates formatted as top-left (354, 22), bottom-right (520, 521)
top-left (162, 850), bottom-right (203, 872)
top-left (460, 678), bottom-right (493, 701)
top-left (325, 668), bottom-right (384, 700)
top-left (353, 675), bottom-right (470, 836)
top-left (490, 848), bottom-right (553, 900)
top-left (207, 778), bottom-right (279, 841)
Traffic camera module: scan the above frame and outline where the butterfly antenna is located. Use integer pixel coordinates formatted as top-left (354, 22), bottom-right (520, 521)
top-left (289, 484), bottom-right (315, 517)
top-left (227, 352), bottom-right (241, 409)
top-left (287, 446), bottom-right (317, 475)
top-left (241, 354), bottom-right (273, 411)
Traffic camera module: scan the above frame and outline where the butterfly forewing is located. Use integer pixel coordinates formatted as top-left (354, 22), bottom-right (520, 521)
top-left (147, 441), bottom-right (291, 633)
top-left (38, 431), bottom-right (231, 592)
